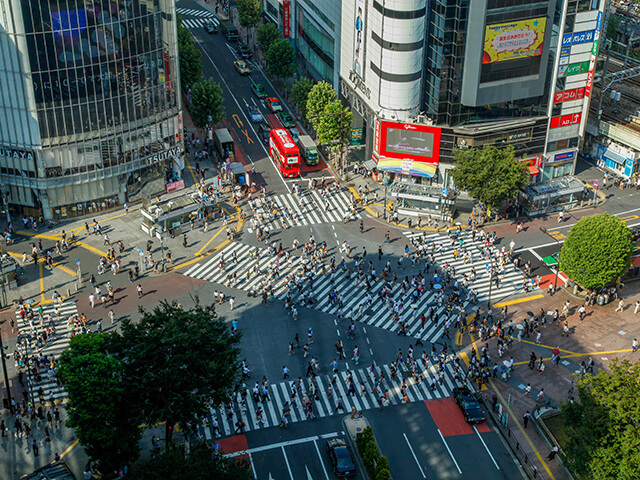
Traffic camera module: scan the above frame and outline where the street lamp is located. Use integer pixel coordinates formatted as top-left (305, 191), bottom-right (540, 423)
top-left (540, 226), bottom-right (560, 294)
top-left (484, 247), bottom-right (496, 310)
top-left (0, 329), bottom-right (12, 413)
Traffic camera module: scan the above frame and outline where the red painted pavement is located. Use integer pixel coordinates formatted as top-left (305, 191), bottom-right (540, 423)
top-left (425, 398), bottom-right (491, 436)
top-left (215, 434), bottom-right (249, 454)
top-left (538, 273), bottom-right (566, 289)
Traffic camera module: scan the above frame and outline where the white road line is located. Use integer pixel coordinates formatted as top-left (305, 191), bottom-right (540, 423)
top-left (437, 429), bottom-right (462, 475)
top-left (403, 433), bottom-right (426, 478)
top-left (281, 446), bottom-right (295, 480)
top-left (550, 206), bottom-right (640, 230)
top-left (225, 432), bottom-right (341, 456)
top-left (526, 247), bottom-right (544, 262)
top-left (474, 425), bottom-right (501, 470)
top-left (313, 439), bottom-right (331, 480)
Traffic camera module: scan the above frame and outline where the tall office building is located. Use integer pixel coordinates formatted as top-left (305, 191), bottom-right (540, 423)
top-left (0, 0), bottom-right (184, 220)
top-left (335, 0), bottom-right (604, 189)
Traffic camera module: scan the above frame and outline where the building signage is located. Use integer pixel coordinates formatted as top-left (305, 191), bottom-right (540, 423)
top-left (165, 179), bottom-right (185, 193)
top-left (353, 0), bottom-right (366, 77)
top-left (554, 87), bottom-right (585, 103)
top-left (585, 71), bottom-right (594, 97)
top-left (148, 145), bottom-right (182, 164)
top-left (282, 0), bottom-right (290, 38)
top-left (0, 147), bottom-right (35, 161)
top-left (563, 30), bottom-right (595, 46)
top-left (378, 121), bottom-right (441, 164)
top-left (348, 69), bottom-right (371, 99)
top-left (483, 17), bottom-right (546, 64)
top-left (558, 61), bottom-right (590, 77)
top-left (550, 113), bottom-right (581, 128)
top-left (560, 46), bottom-right (571, 57)
top-left (374, 119), bottom-right (381, 155)
top-left (554, 151), bottom-right (575, 162)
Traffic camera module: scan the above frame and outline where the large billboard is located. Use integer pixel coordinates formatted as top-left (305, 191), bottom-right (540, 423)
top-left (483, 17), bottom-right (546, 64)
top-left (377, 121), bottom-right (441, 162)
top-left (353, 0), bottom-right (365, 77)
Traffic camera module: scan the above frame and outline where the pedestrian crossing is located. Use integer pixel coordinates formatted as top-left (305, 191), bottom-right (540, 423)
top-left (183, 241), bottom-right (452, 342)
top-left (248, 189), bottom-right (360, 230)
top-left (197, 359), bottom-right (462, 439)
top-left (181, 18), bottom-right (215, 29)
top-left (401, 229), bottom-right (528, 302)
top-left (177, 7), bottom-right (216, 17)
top-left (15, 302), bottom-right (78, 405)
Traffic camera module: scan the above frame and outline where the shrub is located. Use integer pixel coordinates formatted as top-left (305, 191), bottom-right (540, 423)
top-left (376, 468), bottom-right (392, 480)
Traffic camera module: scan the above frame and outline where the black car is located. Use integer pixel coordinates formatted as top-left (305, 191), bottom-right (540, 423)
top-left (326, 438), bottom-right (356, 477)
top-left (237, 43), bottom-right (251, 59)
top-left (257, 122), bottom-right (271, 145)
top-left (453, 386), bottom-right (486, 424)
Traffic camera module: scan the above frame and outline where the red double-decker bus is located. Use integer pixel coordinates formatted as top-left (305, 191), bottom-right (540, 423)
top-left (269, 128), bottom-right (300, 178)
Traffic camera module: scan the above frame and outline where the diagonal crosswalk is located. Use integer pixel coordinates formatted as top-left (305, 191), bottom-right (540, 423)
top-left (197, 359), bottom-right (462, 439)
top-left (15, 302), bottom-right (78, 405)
top-left (184, 241), bottom-right (453, 342)
top-left (247, 189), bottom-right (360, 230)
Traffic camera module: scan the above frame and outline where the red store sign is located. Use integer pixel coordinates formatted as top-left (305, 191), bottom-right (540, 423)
top-left (554, 87), bottom-right (585, 104)
top-left (550, 112), bottom-right (581, 128)
top-left (282, 0), bottom-right (290, 38)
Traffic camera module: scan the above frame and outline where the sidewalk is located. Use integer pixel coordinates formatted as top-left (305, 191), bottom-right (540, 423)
top-left (459, 280), bottom-right (640, 480)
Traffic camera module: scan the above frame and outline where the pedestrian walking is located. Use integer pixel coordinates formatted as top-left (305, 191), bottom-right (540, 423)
top-left (632, 338), bottom-right (639, 352)
top-left (137, 284), bottom-right (143, 298)
top-left (635, 300), bottom-right (640, 314)
top-left (547, 445), bottom-right (559, 460)
top-left (536, 388), bottom-right (545, 403)
top-left (523, 411), bottom-right (531, 428)
top-left (89, 293), bottom-right (95, 308)
top-left (108, 309), bottom-right (115, 326)
top-left (32, 439), bottom-right (39, 456)
top-left (229, 297), bottom-right (235, 310)
top-left (523, 383), bottom-right (532, 397)
top-left (283, 366), bottom-right (289, 379)
top-left (615, 298), bottom-right (624, 312)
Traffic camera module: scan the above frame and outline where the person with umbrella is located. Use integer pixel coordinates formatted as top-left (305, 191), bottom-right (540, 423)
top-left (552, 347), bottom-right (561, 367)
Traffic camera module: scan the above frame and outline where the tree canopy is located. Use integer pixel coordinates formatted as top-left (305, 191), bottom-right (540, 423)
top-left (57, 334), bottom-right (142, 475)
top-left (236, 0), bottom-right (261, 29)
top-left (562, 359), bottom-right (640, 480)
top-left (177, 20), bottom-right (203, 89)
top-left (306, 81), bottom-right (337, 122)
top-left (559, 213), bottom-right (634, 289)
top-left (57, 301), bottom-right (242, 473)
top-left (291, 77), bottom-right (315, 115)
top-left (314, 100), bottom-right (353, 146)
top-left (116, 301), bottom-right (242, 443)
top-left (257, 23), bottom-right (281, 53)
top-left (265, 38), bottom-right (296, 79)
top-left (190, 79), bottom-right (226, 129)
top-left (449, 145), bottom-right (530, 210)
top-left (135, 441), bottom-right (252, 480)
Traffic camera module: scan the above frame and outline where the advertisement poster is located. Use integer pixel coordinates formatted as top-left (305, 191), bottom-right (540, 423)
top-left (483, 17), bottom-right (546, 64)
top-left (353, 0), bottom-right (365, 77)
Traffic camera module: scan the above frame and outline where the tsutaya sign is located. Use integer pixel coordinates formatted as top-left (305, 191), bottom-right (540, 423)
top-left (0, 147), bottom-right (35, 161)
top-left (349, 70), bottom-right (371, 99)
top-left (148, 145), bottom-right (182, 164)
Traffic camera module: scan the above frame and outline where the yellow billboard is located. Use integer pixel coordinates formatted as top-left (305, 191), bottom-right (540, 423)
top-left (483, 17), bottom-right (546, 64)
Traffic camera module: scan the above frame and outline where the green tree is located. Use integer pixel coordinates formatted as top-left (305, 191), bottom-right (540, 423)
top-left (306, 81), bottom-right (337, 125)
top-left (449, 145), bottom-right (530, 210)
top-left (265, 38), bottom-right (296, 79)
top-left (313, 100), bottom-right (353, 146)
top-left (562, 359), bottom-right (640, 479)
top-left (190, 79), bottom-right (226, 129)
top-left (57, 334), bottom-right (142, 474)
top-left (558, 213), bottom-right (634, 289)
top-left (117, 301), bottom-right (242, 444)
top-left (237, 0), bottom-right (261, 29)
top-left (291, 77), bottom-right (315, 115)
top-left (177, 22), bottom-right (203, 89)
top-left (257, 23), bottom-right (281, 53)
top-left (136, 441), bottom-right (253, 480)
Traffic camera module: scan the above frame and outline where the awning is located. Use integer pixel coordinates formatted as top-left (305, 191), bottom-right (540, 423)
top-left (528, 165), bottom-right (539, 176)
top-left (603, 149), bottom-right (626, 165)
top-left (363, 159), bottom-right (377, 171)
top-left (376, 157), bottom-right (438, 178)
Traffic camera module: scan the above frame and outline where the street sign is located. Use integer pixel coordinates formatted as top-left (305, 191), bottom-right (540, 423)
top-left (593, 179), bottom-right (599, 190)
top-left (442, 187), bottom-right (448, 196)
top-left (75, 259), bottom-right (80, 264)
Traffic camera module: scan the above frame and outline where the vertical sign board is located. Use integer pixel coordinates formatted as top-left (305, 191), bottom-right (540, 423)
top-left (580, 9), bottom-right (603, 135)
top-left (282, 0), bottom-right (290, 38)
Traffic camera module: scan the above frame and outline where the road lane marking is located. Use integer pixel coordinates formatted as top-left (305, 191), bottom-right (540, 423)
top-left (492, 294), bottom-right (544, 308)
top-left (437, 429), bottom-right (462, 474)
top-left (312, 439), bottom-right (331, 480)
top-left (224, 432), bottom-right (341, 456)
top-left (473, 425), bottom-right (500, 470)
top-left (281, 446), bottom-right (294, 480)
top-left (232, 114), bottom-right (244, 128)
top-left (403, 433), bottom-right (426, 478)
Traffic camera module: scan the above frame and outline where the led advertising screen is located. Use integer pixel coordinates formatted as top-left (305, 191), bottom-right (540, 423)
top-left (379, 122), bottom-right (441, 163)
top-left (483, 17), bottom-right (546, 64)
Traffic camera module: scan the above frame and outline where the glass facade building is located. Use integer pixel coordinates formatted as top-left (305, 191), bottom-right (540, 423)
top-left (0, 0), bottom-right (183, 219)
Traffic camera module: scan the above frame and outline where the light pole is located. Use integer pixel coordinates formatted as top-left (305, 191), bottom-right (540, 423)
top-left (485, 248), bottom-right (496, 310)
top-left (540, 226), bottom-right (560, 294)
top-left (0, 329), bottom-right (12, 412)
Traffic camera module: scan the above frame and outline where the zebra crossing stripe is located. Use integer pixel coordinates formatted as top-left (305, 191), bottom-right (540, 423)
top-left (197, 361), bottom-right (460, 438)
top-left (176, 8), bottom-right (215, 17)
